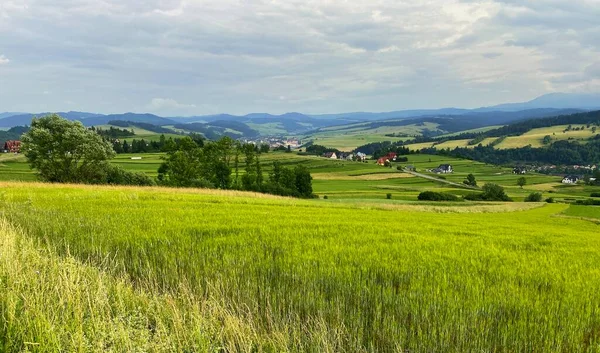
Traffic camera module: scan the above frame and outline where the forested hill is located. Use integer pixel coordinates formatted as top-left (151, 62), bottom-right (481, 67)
top-left (423, 139), bottom-right (600, 166)
top-left (480, 110), bottom-right (600, 138)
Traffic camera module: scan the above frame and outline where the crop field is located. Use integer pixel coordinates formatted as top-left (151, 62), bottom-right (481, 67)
top-left (1, 151), bottom-right (595, 203)
top-left (562, 205), bottom-right (600, 220)
top-left (0, 182), bottom-right (599, 351)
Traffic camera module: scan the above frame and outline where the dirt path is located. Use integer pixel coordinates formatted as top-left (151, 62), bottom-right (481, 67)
top-left (406, 171), bottom-right (479, 190)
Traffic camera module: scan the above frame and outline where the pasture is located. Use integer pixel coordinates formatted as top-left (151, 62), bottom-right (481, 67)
top-left (0, 182), bottom-right (599, 351)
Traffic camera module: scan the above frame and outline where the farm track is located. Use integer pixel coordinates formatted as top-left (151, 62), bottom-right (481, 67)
top-left (407, 170), bottom-right (480, 190)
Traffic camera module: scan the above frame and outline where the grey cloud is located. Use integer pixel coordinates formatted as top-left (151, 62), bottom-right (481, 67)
top-left (0, 0), bottom-right (599, 115)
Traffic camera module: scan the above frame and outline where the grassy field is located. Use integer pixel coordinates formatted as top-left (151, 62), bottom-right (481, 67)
top-left (303, 122), bottom-right (440, 151)
top-left (1, 151), bottom-right (597, 203)
top-left (496, 125), bottom-right (599, 149)
top-left (1, 182), bottom-right (600, 351)
top-left (562, 205), bottom-right (600, 220)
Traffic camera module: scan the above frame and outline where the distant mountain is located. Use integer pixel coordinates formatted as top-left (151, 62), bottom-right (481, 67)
top-left (480, 93), bottom-right (600, 112)
top-left (0, 111), bottom-right (103, 128)
top-left (82, 113), bottom-right (177, 127)
top-left (0, 112), bottom-right (24, 120)
top-left (308, 108), bottom-right (585, 138)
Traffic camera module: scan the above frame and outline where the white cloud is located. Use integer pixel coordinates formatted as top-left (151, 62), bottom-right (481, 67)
top-left (0, 0), bottom-right (598, 114)
top-left (148, 98), bottom-right (196, 112)
top-left (0, 55), bottom-right (9, 65)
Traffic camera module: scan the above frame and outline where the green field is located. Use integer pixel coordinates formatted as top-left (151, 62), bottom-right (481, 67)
top-left (303, 122), bottom-right (440, 151)
top-left (562, 205), bottom-right (600, 220)
top-left (2, 151), bottom-right (597, 203)
top-left (1, 182), bottom-right (599, 351)
top-left (496, 125), bottom-right (599, 149)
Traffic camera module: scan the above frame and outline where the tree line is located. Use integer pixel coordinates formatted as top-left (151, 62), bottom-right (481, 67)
top-left (422, 140), bottom-right (600, 166)
top-left (21, 115), bottom-right (315, 198)
top-left (157, 136), bottom-right (314, 198)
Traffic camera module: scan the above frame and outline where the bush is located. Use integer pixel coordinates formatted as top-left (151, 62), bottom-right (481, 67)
top-left (546, 197), bottom-right (555, 203)
top-left (418, 191), bottom-right (460, 202)
top-left (103, 164), bottom-right (155, 186)
top-left (591, 193), bottom-right (600, 198)
top-left (386, 193), bottom-right (392, 200)
top-left (396, 166), bottom-right (403, 171)
top-left (323, 195), bottom-right (328, 200)
top-left (525, 192), bottom-right (543, 202)
top-left (464, 183), bottom-right (512, 202)
top-left (576, 199), bottom-right (600, 206)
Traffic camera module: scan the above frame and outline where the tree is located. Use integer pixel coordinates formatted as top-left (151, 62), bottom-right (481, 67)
top-left (294, 165), bottom-right (313, 197)
top-left (21, 114), bottom-right (115, 183)
top-left (542, 135), bottom-right (552, 145)
top-left (286, 145), bottom-right (292, 153)
top-left (463, 173), bottom-right (477, 187)
top-left (517, 177), bottom-right (527, 189)
top-left (259, 144), bottom-right (270, 153)
top-left (525, 192), bottom-right (543, 202)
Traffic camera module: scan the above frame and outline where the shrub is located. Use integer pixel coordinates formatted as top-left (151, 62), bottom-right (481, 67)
top-left (396, 166), bottom-right (403, 171)
top-left (323, 195), bottom-right (328, 200)
top-left (103, 164), bottom-right (155, 186)
top-left (386, 193), bottom-right (392, 200)
top-left (576, 199), bottom-right (600, 206)
top-left (525, 192), bottom-right (543, 202)
top-left (464, 183), bottom-right (512, 202)
top-left (591, 193), bottom-right (600, 198)
top-left (546, 198), bottom-right (555, 203)
top-left (418, 191), bottom-right (460, 202)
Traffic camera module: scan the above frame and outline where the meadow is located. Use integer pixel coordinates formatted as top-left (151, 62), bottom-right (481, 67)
top-left (1, 151), bottom-right (595, 203)
top-left (0, 182), bottom-right (600, 351)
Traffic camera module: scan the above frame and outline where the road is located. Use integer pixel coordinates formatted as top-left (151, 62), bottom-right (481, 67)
top-left (406, 171), bottom-right (480, 190)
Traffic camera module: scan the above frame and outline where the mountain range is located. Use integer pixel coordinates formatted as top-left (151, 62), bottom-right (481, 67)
top-left (1, 93), bottom-right (598, 135)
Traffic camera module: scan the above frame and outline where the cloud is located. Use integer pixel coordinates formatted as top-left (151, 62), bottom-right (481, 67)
top-left (0, 55), bottom-right (9, 65)
top-left (0, 0), bottom-right (598, 114)
top-left (148, 98), bottom-right (196, 112)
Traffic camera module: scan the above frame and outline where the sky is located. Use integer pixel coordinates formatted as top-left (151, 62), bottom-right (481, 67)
top-left (0, 0), bottom-right (599, 116)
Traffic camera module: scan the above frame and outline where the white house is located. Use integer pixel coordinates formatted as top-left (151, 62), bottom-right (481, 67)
top-left (562, 175), bottom-right (580, 184)
top-left (434, 164), bottom-right (453, 174)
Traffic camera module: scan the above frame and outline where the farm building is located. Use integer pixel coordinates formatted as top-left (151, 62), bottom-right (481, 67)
top-left (322, 152), bottom-right (337, 159)
top-left (355, 152), bottom-right (367, 161)
top-left (562, 175), bottom-right (580, 184)
top-left (377, 157), bottom-right (389, 166)
top-left (434, 164), bottom-right (453, 174)
top-left (513, 166), bottom-right (527, 174)
top-left (3, 140), bottom-right (21, 153)
top-left (386, 152), bottom-right (397, 161)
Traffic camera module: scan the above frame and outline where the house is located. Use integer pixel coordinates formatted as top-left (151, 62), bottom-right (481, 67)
top-left (344, 153), bottom-right (354, 161)
top-left (355, 152), bottom-right (367, 162)
top-left (513, 166), bottom-right (527, 174)
top-left (434, 164), bottom-right (453, 174)
top-left (323, 152), bottom-right (337, 159)
top-left (386, 152), bottom-right (397, 161)
top-left (562, 175), bottom-right (580, 184)
top-left (377, 157), bottom-right (389, 166)
top-left (3, 140), bottom-right (21, 153)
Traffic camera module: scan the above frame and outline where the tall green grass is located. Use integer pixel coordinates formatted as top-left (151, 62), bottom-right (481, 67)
top-left (1, 183), bottom-right (600, 351)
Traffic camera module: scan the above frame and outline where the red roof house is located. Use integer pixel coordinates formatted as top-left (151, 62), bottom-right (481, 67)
top-left (3, 140), bottom-right (21, 153)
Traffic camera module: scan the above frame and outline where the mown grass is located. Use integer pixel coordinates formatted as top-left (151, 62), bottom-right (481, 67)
top-left (562, 205), bottom-right (600, 220)
top-left (1, 182), bottom-right (600, 351)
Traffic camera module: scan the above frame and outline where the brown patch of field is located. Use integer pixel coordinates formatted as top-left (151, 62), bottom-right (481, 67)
top-left (356, 202), bottom-right (545, 213)
top-left (312, 173), bottom-right (415, 181)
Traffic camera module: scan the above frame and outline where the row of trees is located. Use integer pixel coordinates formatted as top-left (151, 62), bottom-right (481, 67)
top-left (22, 115), bottom-right (314, 198)
top-left (157, 136), bottom-right (314, 197)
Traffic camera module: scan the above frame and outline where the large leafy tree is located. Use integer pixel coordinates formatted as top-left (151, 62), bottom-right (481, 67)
top-left (21, 114), bottom-right (115, 183)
